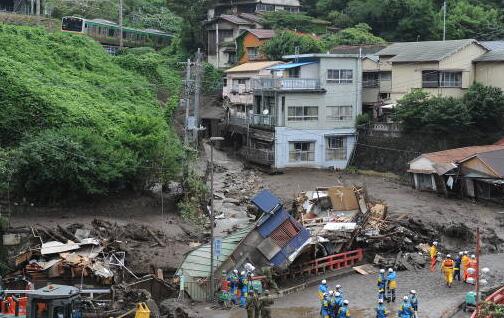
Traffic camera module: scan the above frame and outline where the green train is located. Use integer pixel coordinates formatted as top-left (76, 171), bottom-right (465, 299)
top-left (61, 16), bottom-right (172, 50)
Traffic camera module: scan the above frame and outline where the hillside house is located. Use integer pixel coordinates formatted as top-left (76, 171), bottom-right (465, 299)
top-left (236, 29), bottom-right (276, 64)
top-left (408, 145), bottom-right (504, 196)
top-left (224, 53), bottom-right (362, 170)
top-left (204, 15), bottom-right (257, 68)
top-left (223, 61), bottom-right (283, 117)
top-left (207, 0), bottom-right (301, 19)
top-left (474, 49), bottom-right (504, 91)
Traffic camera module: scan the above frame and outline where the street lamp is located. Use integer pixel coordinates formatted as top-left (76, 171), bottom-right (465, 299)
top-left (209, 136), bottom-right (224, 301)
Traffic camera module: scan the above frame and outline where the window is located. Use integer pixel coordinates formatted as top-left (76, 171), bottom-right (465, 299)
top-left (380, 71), bottom-right (391, 81)
top-left (108, 28), bottom-right (115, 37)
top-left (223, 78), bottom-right (228, 87)
top-left (287, 67), bottom-right (300, 78)
top-left (326, 137), bottom-right (347, 160)
top-left (440, 72), bottom-right (462, 87)
top-left (247, 47), bottom-right (258, 59)
top-left (327, 106), bottom-right (353, 121)
top-left (422, 71), bottom-right (462, 88)
top-left (287, 106), bottom-right (318, 121)
top-left (363, 72), bottom-right (379, 88)
top-left (256, 4), bottom-right (275, 11)
top-left (327, 69), bottom-right (353, 83)
top-left (235, 79), bottom-right (247, 85)
top-left (289, 142), bottom-right (315, 162)
top-left (227, 52), bottom-right (237, 64)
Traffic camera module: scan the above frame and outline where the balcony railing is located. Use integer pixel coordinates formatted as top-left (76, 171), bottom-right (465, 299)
top-left (252, 78), bottom-right (321, 91)
top-left (228, 114), bottom-right (276, 127)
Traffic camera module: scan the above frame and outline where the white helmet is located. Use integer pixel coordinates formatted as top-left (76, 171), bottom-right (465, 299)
top-left (335, 292), bottom-right (341, 297)
top-left (403, 296), bottom-right (409, 301)
top-left (380, 269), bottom-right (385, 273)
top-left (410, 290), bottom-right (416, 294)
top-left (378, 299), bottom-right (384, 303)
top-left (335, 284), bottom-right (341, 289)
top-left (343, 300), bottom-right (349, 305)
top-left (447, 254), bottom-right (452, 258)
top-left (329, 290), bottom-right (334, 295)
top-left (459, 251), bottom-right (463, 255)
top-left (388, 268), bottom-right (394, 272)
top-left (322, 279), bottom-right (327, 284)
top-left (471, 254), bottom-right (476, 259)
top-left (233, 269), bottom-right (238, 274)
top-left (464, 251), bottom-right (469, 255)
top-left (241, 271), bottom-right (246, 275)
top-left (433, 241), bottom-right (438, 245)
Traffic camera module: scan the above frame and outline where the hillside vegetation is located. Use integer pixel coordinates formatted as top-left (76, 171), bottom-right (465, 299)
top-left (0, 25), bottom-right (182, 202)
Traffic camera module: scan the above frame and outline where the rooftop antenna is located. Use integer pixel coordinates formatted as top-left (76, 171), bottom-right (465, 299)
top-left (442, 0), bottom-right (447, 41)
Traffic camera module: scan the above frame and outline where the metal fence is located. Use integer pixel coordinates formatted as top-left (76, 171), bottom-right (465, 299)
top-left (252, 78), bottom-right (321, 90)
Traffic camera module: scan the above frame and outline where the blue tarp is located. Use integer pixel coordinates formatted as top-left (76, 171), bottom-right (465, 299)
top-left (267, 62), bottom-right (316, 70)
top-left (251, 189), bottom-right (282, 214)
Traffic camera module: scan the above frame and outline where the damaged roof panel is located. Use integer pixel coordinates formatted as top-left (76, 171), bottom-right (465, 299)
top-left (251, 189), bottom-right (282, 214)
top-left (257, 208), bottom-right (290, 238)
top-left (176, 226), bottom-right (252, 278)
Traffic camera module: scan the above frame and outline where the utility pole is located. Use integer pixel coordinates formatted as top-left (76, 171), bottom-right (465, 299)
top-left (119, 0), bottom-right (124, 49)
top-left (35, 0), bottom-right (40, 16)
top-left (475, 227), bottom-right (481, 316)
top-left (209, 136), bottom-right (224, 301)
top-left (443, 1), bottom-right (447, 41)
top-left (183, 58), bottom-right (192, 146)
top-left (216, 24), bottom-right (220, 69)
top-left (194, 48), bottom-right (202, 142)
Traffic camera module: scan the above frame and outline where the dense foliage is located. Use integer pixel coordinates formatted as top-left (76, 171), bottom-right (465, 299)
top-left (321, 23), bottom-right (385, 47)
top-left (0, 25), bottom-right (183, 201)
top-left (393, 84), bottom-right (504, 134)
top-left (261, 11), bottom-right (330, 34)
top-left (301, 0), bottom-right (504, 42)
top-left (260, 31), bottom-right (324, 60)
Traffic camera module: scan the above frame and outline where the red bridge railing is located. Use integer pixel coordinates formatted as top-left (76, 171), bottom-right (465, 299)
top-left (281, 249), bottom-right (364, 280)
top-left (471, 286), bottom-right (504, 318)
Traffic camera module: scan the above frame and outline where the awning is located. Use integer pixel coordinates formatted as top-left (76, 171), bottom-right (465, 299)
top-left (381, 104), bottom-right (397, 109)
top-left (267, 62), bottom-right (316, 70)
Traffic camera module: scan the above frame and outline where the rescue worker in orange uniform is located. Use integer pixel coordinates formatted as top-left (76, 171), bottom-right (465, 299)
top-left (466, 254), bottom-right (478, 284)
top-left (462, 251), bottom-right (470, 282)
top-left (429, 241), bottom-right (438, 272)
top-left (441, 254), bottom-right (455, 288)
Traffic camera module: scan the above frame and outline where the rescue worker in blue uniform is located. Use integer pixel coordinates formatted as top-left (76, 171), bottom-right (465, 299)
top-left (409, 290), bottom-right (418, 318)
top-left (386, 268), bottom-right (397, 303)
top-left (327, 290), bottom-right (336, 318)
top-left (337, 300), bottom-right (351, 318)
top-left (239, 271), bottom-right (248, 307)
top-left (377, 268), bottom-right (386, 301)
top-left (319, 280), bottom-right (329, 301)
top-left (335, 285), bottom-right (344, 299)
top-left (228, 269), bottom-right (239, 305)
top-left (398, 296), bottom-right (414, 318)
top-left (376, 298), bottom-right (388, 318)
top-left (320, 293), bottom-right (331, 318)
top-left (334, 291), bottom-right (343, 317)
top-left (454, 252), bottom-right (463, 282)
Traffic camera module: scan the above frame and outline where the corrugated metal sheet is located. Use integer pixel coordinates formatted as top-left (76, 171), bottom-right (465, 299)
top-left (176, 226), bottom-right (252, 278)
top-left (270, 250), bottom-right (287, 266)
top-left (270, 219), bottom-right (299, 247)
top-left (283, 228), bottom-right (310, 256)
top-left (251, 189), bottom-right (282, 213)
top-left (257, 209), bottom-right (289, 238)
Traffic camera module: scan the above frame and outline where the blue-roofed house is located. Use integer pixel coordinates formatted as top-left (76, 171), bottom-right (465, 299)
top-left (225, 53), bottom-right (362, 170)
top-left (176, 190), bottom-right (310, 300)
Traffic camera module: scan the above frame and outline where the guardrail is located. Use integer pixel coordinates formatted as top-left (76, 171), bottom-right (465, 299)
top-left (252, 78), bottom-right (321, 90)
top-left (281, 249), bottom-right (364, 279)
top-left (228, 114), bottom-right (276, 127)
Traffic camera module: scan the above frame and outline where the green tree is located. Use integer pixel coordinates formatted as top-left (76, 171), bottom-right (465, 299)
top-left (321, 23), bottom-right (385, 48)
top-left (421, 97), bottom-right (471, 133)
top-left (260, 31), bottom-right (324, 60)
top-left (327, 10), bottom-right (354, 28)
top-left (445, 0), bottom-right (504, 40)
top-left (393, 89), bottom-right (432, 132)
top-left (395, 0), bottom-right (440, 41)
top-left (261, 11), bottom-right (330, 34)
top-left (464, 83), bottom-right (504, 132)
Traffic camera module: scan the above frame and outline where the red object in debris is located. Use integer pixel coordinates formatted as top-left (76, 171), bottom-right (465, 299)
top-left (282, 249), bottom-right (364, 279)
top-left (220, 280), bottom-right (230, 292)
top-left (17, 297), bottom-right (28, 316)
top-left (471, 285), bottom-right (504, 318)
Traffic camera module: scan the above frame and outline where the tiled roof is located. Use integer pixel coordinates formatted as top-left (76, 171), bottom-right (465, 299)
top-left (239, 13), bottom-right (263, 24)
top-left (474, 49), bottom-right (504, 62)
top-left (469, 149), bottom-right (504, 178)
top-left (247, 29), bottom-right (276, 39)
top-left (220, 14), bottom-right (254, 25)
top-left (422, 145), bottom-right (504, 165)
top-left (330, 44), bottom-right (387, 55)
top-left (225, 61), bottom-right (283, 73)
top-left (481, 41), bottom-right (504, 51)
top-left (376, 39), bottom-right (482, 62)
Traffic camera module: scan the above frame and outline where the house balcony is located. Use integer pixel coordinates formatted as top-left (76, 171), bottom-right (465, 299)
top-left (228, 113), bottom-right (276, 128)
top-left (252, 78), bottom-right (324, 92)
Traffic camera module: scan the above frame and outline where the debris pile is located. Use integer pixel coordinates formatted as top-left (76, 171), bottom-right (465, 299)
top-left (6, 219), bottom-right (190, 289)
